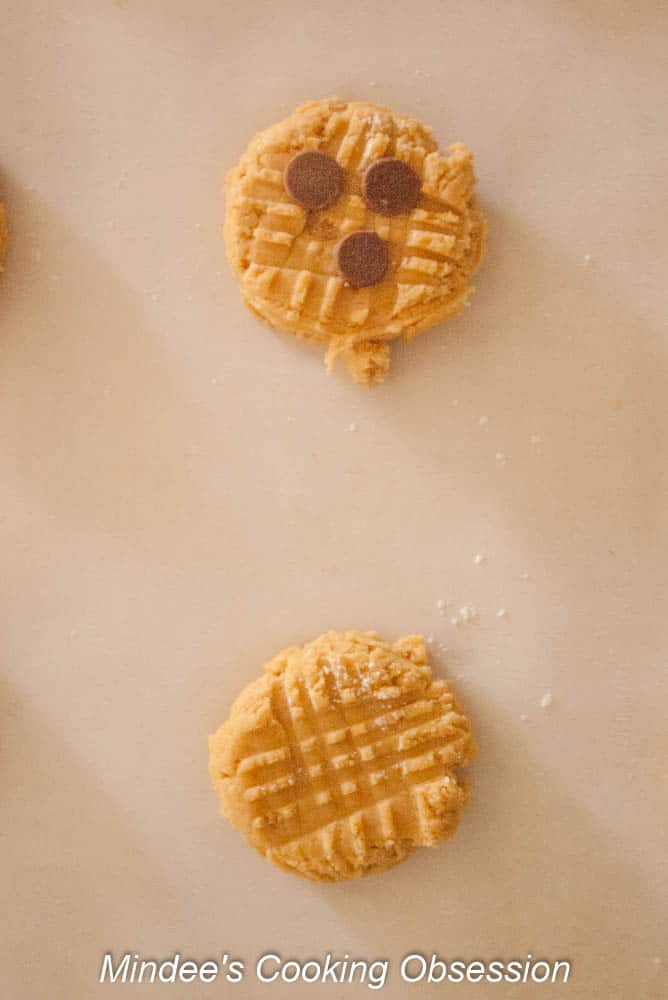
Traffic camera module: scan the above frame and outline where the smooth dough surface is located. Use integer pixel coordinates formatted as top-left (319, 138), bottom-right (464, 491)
top-left (224, 98), bottom-right (486, 383)
top-left (209, 631), bottom-right (476, 882)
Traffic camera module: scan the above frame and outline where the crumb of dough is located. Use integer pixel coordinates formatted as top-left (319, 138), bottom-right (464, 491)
top-left (451, 605), bottom-right (478, 627)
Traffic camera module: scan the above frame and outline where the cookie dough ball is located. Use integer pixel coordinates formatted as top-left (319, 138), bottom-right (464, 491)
top-left (209, 631), bottom-right (476, 882)
top-left (224, 98), bottom-right (486, 384)
top-left (0, 203), bottom-right (8, 273)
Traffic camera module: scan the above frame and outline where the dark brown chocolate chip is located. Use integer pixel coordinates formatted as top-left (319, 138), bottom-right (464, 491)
top-left (336, 231), bottom-right (389, 288)
top-left (284, 151), bottom-right (345, 211)
top-left (362, 157), bottom-right (421, 216)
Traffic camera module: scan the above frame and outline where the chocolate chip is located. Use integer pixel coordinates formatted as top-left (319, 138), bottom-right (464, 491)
top-left (336, 231), bottom-right (389, 288)
top-left (284, 151), bottom-right (345, 211)
top-left (362, 157), bottom-right (421, 216)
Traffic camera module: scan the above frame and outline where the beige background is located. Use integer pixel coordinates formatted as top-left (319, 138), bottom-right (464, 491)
top-left (1, 1), bottom-right (666, 997)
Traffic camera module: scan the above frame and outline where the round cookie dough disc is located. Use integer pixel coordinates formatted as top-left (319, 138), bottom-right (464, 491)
top-left (224, 98), bottom-right (486, 384)
top-left (209, 631), bottom-right (476, 882)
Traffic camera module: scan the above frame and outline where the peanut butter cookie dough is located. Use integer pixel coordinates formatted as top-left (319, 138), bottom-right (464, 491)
top-left (224, 98), bottom-right (486, 384)
top-left (209, 631), bottom-right (476, 882)
top-left (0, 203), bottom-right (8, 273)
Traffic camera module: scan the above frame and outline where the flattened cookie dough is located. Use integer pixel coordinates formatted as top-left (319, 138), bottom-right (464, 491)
top-left (0, 203), bottom-right (8, 273)
top-left (224, 98), bottom-right (486, 384)
top-left (209, 631), bottom-right (476, 882)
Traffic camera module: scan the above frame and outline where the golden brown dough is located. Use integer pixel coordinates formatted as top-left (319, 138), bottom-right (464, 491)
top-left (224, 98), bottom-right (486, 384)
top-left (209, 631), bottom-right (476, 881)
top-left (0, 203), bottom-right (8, 273)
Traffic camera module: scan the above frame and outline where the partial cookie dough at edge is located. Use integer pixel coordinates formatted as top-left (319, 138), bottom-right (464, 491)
top-left (0, 203), bottom-right (8, 273)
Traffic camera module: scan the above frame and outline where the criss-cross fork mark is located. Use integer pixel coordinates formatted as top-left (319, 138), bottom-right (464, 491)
top-left (244, 665), bottom-right (470, 850)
